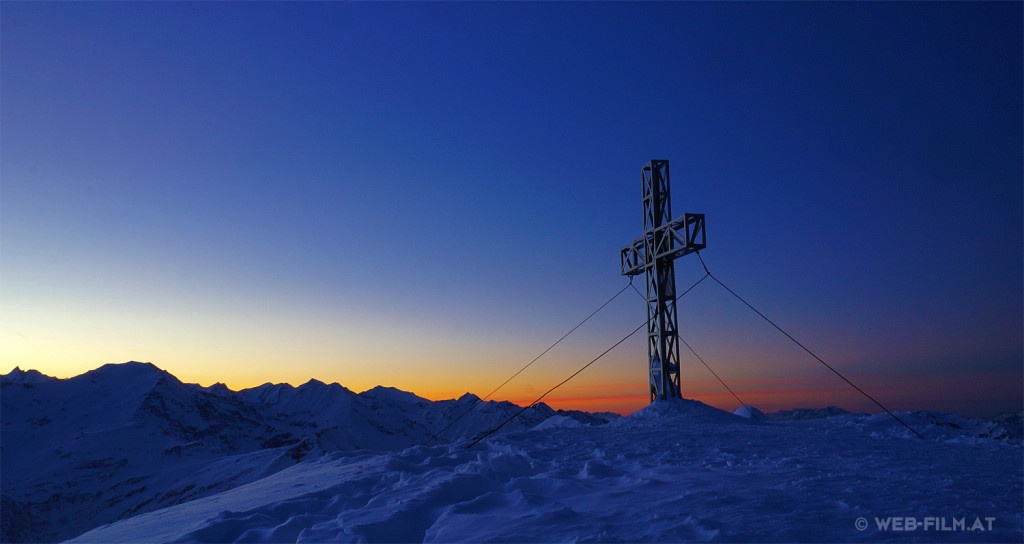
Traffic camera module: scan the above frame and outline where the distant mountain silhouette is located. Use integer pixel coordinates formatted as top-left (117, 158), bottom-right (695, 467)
top-left (0, 362), bottom-right (612, 542)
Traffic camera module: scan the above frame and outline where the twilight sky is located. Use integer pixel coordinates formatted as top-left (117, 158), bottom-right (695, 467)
top-left (2, 2), bottom-right (1021, 416)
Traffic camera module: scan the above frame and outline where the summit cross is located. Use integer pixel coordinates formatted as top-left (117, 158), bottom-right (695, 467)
top-left (620, 160), bottom-right (706, 402)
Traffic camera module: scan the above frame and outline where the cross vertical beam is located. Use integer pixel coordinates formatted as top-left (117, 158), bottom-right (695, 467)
top-left (621, 160), bottom-right (706, 402)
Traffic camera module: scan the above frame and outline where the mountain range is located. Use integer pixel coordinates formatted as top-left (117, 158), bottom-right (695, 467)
top-left (0, 362), bottom-right (612, 542)
top-left (3, 362), bottom-right (1021, 542)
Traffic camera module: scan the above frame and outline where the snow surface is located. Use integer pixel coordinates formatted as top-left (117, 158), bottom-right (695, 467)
top-left (2, 363), bottom-right (1021, 543)
top-left (68, 399), bottom-right (1023, 543)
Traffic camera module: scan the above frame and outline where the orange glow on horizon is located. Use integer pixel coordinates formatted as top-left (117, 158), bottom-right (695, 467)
top-left (504, 393), bottom-right (650, 416)
top-left (7, 355), bottom-right (1020, 419)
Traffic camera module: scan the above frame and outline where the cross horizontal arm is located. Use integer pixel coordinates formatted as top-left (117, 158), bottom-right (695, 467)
top-left (620, 213), bottom-right (706, 276)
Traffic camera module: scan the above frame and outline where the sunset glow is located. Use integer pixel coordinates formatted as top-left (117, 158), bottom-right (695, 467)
top-left (2, 2), bottom-right (1021, 418)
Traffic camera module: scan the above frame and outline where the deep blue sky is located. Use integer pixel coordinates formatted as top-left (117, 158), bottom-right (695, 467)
top-left (2, 2), bottom-right (1021, 415)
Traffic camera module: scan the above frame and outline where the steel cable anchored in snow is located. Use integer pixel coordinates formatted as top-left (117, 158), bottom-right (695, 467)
top-left (694, 252), bottom-right (926, 440)
top-left (628, 281), bottom-right (750, 410)
top-left (463, 250), bottom-right (924, 447)
top-left (680, 335), bottom-right (749, 410)
top-left (466, 273), bottom-right (710, 449)
top-left (426, 281), bottom-right (634, 446)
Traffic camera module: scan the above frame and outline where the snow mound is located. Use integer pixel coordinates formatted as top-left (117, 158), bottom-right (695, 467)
top-left (531, 414), bottom-right (583, 431)
top-left (733, 404), bottom-right (769, 421)
top-left (620, 397), bottom-right (760, 427)
top-left (990, 410), bottom-right (1024, 440)
top-left (874, 410), bottom-right (1024, 443)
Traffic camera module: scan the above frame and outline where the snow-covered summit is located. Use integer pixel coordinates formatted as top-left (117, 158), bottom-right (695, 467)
top-left (199, 381), bottom-right (234, 397)
top-left (454, 391), bottom-right (482, 403)
top-left (68, 388), bottom-right (1023, 544)
top-left (6, 362), bottom-right (1021, 543)
top-left (359, 385), bottom-right (430, 406)
top-left (621, 397), bottom-right (761, 427)
top-left (1, 366), bottom-right (55, 383)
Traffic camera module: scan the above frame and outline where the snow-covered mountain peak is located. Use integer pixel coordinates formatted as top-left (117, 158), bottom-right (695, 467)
top-left (96, 360), bottom-right (161, 373)
top-left (359, 385), bottom-right (429, 405)
top-left (298, 377), bottom-right (327, 388)
top-left (1, 366), bottom-right (54, 383)
top-left (82, 361), bottom-right (168, 390)
top-left (291, 378), bottom-right (354, 398)
top-left (237, 380), bottom-right (358, 408)
top-left (199, 382), bottom-right (234, 397)
top-left (295, 378), bottom-right (355, 397)
top-left (238, 382), bottom-right (296, 404)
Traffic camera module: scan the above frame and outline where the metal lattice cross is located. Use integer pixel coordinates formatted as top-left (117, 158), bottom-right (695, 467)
top-left (620, 160), bottom-right (706, 402)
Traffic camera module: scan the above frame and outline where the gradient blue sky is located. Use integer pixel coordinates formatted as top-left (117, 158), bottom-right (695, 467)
top-left (2, 2), bottom-right (1021, 416)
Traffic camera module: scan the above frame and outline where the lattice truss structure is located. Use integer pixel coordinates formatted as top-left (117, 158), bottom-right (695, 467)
top-left (620, 160), bottom-right (706, 402)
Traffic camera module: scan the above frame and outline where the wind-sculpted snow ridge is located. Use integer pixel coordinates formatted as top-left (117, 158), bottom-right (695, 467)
top-left (0, 362), bottom-right (607, 543)
top-left (70, 397), bottom-right (1022, 543)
